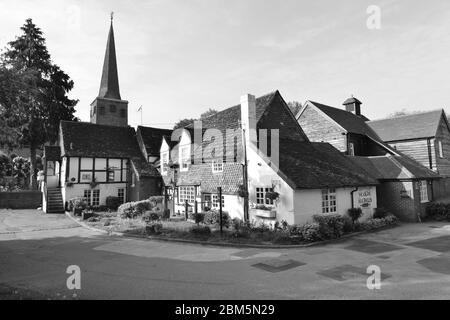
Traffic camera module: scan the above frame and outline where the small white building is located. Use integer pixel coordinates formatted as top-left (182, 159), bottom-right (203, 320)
top-left (160, 91), bottom-right (378, 225)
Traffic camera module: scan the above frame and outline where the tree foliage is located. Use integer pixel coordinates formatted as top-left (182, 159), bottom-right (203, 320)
top-left (0, 19), bottom-right (78, 188)
top-left (287, 101), bottom-right (302, 117)
top-left (200, 108), bottom-right (218, 119)
top-left (173, 118), bottom-right (196, 130)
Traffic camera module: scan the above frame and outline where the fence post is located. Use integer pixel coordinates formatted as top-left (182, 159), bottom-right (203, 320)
top-left (218, 187), bottom-right (223, 236)
top-left (185, 200), bottom-right (189, 220)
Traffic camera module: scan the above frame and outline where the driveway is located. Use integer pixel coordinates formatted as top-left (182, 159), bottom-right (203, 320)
top-left (0, 210), bottom-right (450, 299)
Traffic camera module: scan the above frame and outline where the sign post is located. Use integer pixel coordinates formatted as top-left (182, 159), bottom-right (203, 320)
top-left (218, 187), bottom-right (223, 236)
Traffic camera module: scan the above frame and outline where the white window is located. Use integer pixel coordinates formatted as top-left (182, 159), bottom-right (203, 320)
top-left (47, 161), bottom-right (55, 176)
top-left (349, 143), bottom-right (355, 156)
top-left (322, 188), bottom-right (337, 213)
top-left (212, 160), bottom-right (223, 173)
top-left (179, 186), bottom-right (195, 204)
top-left (84, 190), bottom-right (100, 206)
top-left (83, 190), bottom-right (91, 205)
top-left (92, 190), bottom-right (100, 206)
top-left (161, 152), bottom-right (169, 175)
top-left (438, 140), bottom-right (444, 158)
top-left (118, 188), bottom-right (125, 204)
top-left (212, 194), bottom-right (225, 208)
top-left (419, 180), bottom-right (429, 203)
top-left (180, 146), bottom-right (190, 171)
top-left (256, 187), bottom-right (274, 205)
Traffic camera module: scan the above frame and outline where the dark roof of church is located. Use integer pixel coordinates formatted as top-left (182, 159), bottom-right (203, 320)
top-left (98, 22), bottom-right (121, 100)
top-left (307, 101), bottom-right (376, 139)
top-left (137, 126), bottom-right (173, 156)
top-left (60, 121), bottom-right (159, 177)
top-left (367, 110), bottom-right (445, 142)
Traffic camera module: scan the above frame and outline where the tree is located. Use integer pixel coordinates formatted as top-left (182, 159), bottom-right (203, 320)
top-left (173, 118), bottom-right (195, 130)
top-left (287, 101), bottom-right (302, 117)
top-left (388, 109), bottom-right (421, 118)
top-left (0, 19), bottom-right (78, 189)
top-left (200, 108), bottom-right (218, 119)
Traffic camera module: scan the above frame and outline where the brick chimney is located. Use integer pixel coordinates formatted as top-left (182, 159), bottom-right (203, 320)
top-left (343, 95), bottom-right (362, 116)
top-left (240, 94), bottom-right (257, 146)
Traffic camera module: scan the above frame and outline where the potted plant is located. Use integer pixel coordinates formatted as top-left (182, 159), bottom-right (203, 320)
top-left (237, 184), bottom-right (249, 198)
top-left (72, 198), bottom-right (87, 216)
top-left (90, 177), bottom-right (98, 189)
top-left (265, 191), bottom-right (280, 201)
top-left (252, 204), bottom-right (276, 219)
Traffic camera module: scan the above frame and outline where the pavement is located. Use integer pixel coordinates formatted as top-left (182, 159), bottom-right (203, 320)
top-left (1, 209), bottom-right (450, 300)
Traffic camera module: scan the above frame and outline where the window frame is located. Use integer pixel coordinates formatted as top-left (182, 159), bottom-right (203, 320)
top-left (419, 180), bottom-right (429, 203)
top-left (438, 140), bottom-right (444, 158)
top-left (348, 142), bottom-right (355, 156)
top-left (118, 188), bottom-right (125, 204)
top-left (256, 187), bottom-right (274, 206)
top-left (110, 104), bottom-right (116, 113)
top-left (212, 194), bottom-right (225, 209)
top-left (212, 160), bottom-right (223, 173)
top-left (178, 186), bottom-right (196, 204)
top-left (161, 152), bottom-right (169, 175)
top-left (180, 146), bottom-right (190, 172)
top-left (321, 188), bottom-right (337, 214)
top-left (92, 189), bottom-right (100, 206)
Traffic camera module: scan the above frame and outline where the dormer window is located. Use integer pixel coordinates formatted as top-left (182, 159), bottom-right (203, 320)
top-left (180, 146), bottom-right (190, 171)
top-left (212, 160), bottom-right (223, 173)
top-left (110, 104), bottom-right (116, 113)
top-left (161, 152), bottom-right (169, 175)
top-left (99, 106), bottom-right (105, 115)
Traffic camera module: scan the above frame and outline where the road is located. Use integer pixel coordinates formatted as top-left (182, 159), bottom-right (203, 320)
top-left (1, 209), bottom-right (450, 300)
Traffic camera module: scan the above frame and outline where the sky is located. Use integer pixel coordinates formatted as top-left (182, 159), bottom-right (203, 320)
top-left (1, 0), bottom-right (450, 129)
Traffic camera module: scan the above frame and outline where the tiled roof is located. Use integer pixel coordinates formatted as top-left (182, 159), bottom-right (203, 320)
top-left (367, 110), bottom-right (445, 142)
top-left (307, 101), bottom-right (376, 138)
top-left (137, 126), bottom-right (173, 156)
top-left (44, 146), bottom-right (61, 161)
top-left (279, 140), bottom-right (378, 189)
top-left (191, 91), bottom-right (278, 130)
top-left (350, 155), bottom-right (440, 180)
top-left (60, 121), bottom-right (159, 177)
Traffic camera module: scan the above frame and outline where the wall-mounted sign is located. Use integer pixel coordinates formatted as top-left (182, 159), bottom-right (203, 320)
top-left (357, 189), bottom-right (373, 208)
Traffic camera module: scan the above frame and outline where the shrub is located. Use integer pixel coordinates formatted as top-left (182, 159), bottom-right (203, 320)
top-left (426, 202), bottom-right (450, 221)
top-left (231, 217), bottom-right (243, 231)
top-left (142, 211), bottom-right (161, 222)
top-left (301, 223), bottom-right (322, 242)
top-left (118, 200), bottom-right (152, 219)
top-left (106, 196), bottom-right (122, 211)
top-left (272, 232), bottom-right (292, 244)
top-left (204, 210), bottom-right (230, 228)
top-left (313, 214), bottom-right (345, 239)
top-left (342, 215), bottom-right (354, 233)
top-left (146, 222), bottom-right (163, 235)
top-left (190, 225), bottom-right (211, 236)
top-left (347, 208), bottom-right (363, 223)
top-left (189, 212), bottom-right (205, 225)
top-left (373, 207), bottom-right (389, 219)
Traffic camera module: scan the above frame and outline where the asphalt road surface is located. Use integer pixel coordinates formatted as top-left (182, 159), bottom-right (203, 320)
top-left (1, 209), bottom-right (450, 300)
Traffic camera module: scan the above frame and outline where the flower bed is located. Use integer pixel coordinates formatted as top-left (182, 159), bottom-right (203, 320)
top-left (73, 203), bottom-right (399, 246)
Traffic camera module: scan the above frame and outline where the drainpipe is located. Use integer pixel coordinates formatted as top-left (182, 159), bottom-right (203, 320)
top-left (351, 187), bottom-right (359, 208)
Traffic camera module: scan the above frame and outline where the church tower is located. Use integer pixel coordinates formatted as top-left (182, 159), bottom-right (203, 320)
top-left (90, 15), bottom-right (128, 127)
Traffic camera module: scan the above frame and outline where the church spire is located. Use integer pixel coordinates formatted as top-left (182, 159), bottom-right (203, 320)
top-left (98, 13), bottom-right (121, 100)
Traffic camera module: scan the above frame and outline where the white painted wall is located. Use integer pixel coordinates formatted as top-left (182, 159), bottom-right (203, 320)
top-left (293, 185), bottom-right (377, 225)
top-left (62, 183), bottom-right (127, 207)
top-left (246, 145), bottom-right (296, 225)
